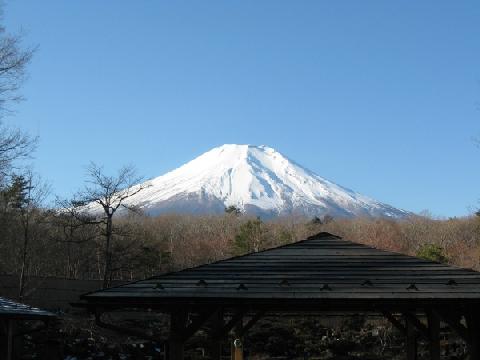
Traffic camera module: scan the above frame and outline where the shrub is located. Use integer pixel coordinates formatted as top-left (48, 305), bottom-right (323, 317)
top-left (416, 244), bottom-right (448, 263)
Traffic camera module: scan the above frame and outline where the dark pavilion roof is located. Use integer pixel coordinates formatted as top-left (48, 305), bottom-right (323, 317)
top-left (0, 296), bottom-right (56, 320)
top-left (81, 233), bottom-right (480, 309)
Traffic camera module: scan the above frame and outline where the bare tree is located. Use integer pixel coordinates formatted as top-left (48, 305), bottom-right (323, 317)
top-left (73, 163), bottom-right (150, 288)
top-left (0, 18), bottom-right (37, 182)
top-left (0, 122), bottom-right (36, 182)
top-left (52, 198), bottom-right (98, 278)
top-left (0, 22), bottom-right (35, 113)
top-left (11, 171), bottom-right (51, 300)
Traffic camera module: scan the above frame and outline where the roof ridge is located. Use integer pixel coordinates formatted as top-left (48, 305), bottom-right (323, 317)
top-left (306, 232), bottom-right (342, 240)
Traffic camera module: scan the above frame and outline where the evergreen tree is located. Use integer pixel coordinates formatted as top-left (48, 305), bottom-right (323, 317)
top-left (234, 217), bottom-right (265, 254)
top-left (225, 205), bottom-right (242, 215)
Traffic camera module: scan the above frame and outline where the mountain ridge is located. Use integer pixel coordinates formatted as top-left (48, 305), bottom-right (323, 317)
top-left (106, 144), bottom-right (409, 219)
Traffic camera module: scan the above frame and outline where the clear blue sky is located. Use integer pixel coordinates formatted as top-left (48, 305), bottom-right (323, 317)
top-left (3, 1), bottom-right (480, 217)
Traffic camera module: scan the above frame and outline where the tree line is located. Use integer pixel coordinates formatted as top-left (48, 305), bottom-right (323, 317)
top-left (2, 191), bottom-right (480, 293)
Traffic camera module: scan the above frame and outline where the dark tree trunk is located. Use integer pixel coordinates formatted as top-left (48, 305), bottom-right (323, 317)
top-left (18, 213), bottom-right (29, 300)
top-left (102, 214), bottom-right (113, 289)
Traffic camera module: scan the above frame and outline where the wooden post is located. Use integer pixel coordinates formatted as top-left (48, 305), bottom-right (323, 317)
top-left (6, 319), bottom-right (13, 360)
top-left (231, 316), bottom-right (243, 360)
top-left (232, 340), bottom-right (243, 360)
top-left (209, 309), bottom-right (223, 360)
top-left (169, 309), bottom-right (188, 360)
top-left (427, 310), bottom-right (440, 360)
top-left (0, 320), bottom-right (5, 360)
top-left (466, 309), bottom-right (480, 360)
top-left (406, 317), bottom-right (417, 360)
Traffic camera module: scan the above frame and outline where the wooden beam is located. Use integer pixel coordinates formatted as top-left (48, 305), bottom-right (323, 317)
top-left (169, 309), bottom-right (188, 360)
top-left (213, 310), bottom-right (245, 339)
top-left (405, 316), bottom-right (417, 360)
top-left (403, 312), bottom-right (429, 340)
top-left (427, 310), bottom-right (440, 360)
top-left (181, 307), bottom-right (218, 341)
top-left (382, 312), bottom-right (406, 335)
top-left (238, 310), bottom-right (265, 337)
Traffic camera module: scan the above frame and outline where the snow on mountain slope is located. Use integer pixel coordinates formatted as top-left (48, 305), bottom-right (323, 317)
top-left (109, 144), bottom-right (409, 218)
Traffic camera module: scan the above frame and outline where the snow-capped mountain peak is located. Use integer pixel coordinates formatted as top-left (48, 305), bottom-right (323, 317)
top-left (119, 144), bottom-right (408, 218)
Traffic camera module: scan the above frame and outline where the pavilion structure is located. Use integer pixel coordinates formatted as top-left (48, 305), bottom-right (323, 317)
top-left (79, 232), bottom-right (480, 359)
top-left (0, 296), bottom-right (56, 360)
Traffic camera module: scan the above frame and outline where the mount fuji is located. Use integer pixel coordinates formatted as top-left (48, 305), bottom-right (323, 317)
top-left (107, 144), bottom-right (409, 219)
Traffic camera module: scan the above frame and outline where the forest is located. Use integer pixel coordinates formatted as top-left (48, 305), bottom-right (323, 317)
top-left (1, 192), bottom-right (479, 293)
